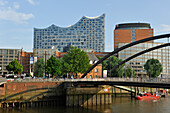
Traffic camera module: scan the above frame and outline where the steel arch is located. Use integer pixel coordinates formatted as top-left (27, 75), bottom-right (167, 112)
top-left (81, 33), bottom-right (170, 78)
top-left (109, 43), bottom-right (170, 73)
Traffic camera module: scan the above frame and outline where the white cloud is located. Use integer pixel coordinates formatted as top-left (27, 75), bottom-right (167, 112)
top-left (0, 1), bottom-right (34, 23)
top-left (13, 2), bottom-right (20, 9)
top-left (0, 8), bottom-right (34, 23)
top-left (0, 0), bottom-right (8, 6)
top-left (27, 0), bottom-right (35, 5)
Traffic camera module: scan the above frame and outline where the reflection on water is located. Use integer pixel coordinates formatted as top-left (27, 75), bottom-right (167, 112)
top-left (0, 97), bottom-right (170, 113)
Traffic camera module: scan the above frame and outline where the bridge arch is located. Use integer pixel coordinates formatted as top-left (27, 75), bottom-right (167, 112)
top-left (109, 43), bottom-right (170, 73)
top-left (81, 33), bottom-right (170, 78)
top-left (0, 87), bottom-right (55, 102)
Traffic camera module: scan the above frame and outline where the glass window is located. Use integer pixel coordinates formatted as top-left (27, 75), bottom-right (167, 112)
top-left (3, 50), bottom-right (8, 54)
top-left (90, 75), bottom-right (92, 78)
top-left (95, 68), bottom-right (97, 72)
top-left (115, 31), bottom-right (118, 33)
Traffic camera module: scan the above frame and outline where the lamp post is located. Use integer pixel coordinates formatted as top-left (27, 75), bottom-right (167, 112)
top-left (45, 51), bottom-right (47, 78)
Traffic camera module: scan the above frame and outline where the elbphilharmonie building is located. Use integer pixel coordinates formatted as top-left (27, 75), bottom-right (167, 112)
top-left (34, 14), bottom-right (105, 52)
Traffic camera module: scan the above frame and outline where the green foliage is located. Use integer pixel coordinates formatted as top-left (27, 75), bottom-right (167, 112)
top-left (124, 67), bottom-right (135, 77)
top-left (34, 58), bottom-right (45, 77)
top-left (62, 46), bottom-right (90, 76)
top-left (46, 55), bottom-right (61, 77)
top-left (98, 57), bottom-right (107, 70)
top-left (106, 56), bottom-right (125, 77)
top-left (144, 58), bottom-right (163, 77)
top-left (6, 59), bottom-right (23, 74)
top-left (26, 73), bottom-right (31, 77)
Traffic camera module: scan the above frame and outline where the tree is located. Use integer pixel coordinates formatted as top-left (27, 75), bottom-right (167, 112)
top-left (124, 67), bottom-right (135, 77)
top-left (46, 55), bottom-right (61, 77)
top-left (62, 46), bottom-right (90, 77)
top-left (144, 58), bottom-right (163, 78)
top-left (34, 58), bottom-right (45, 77)
top-left (98, 57), bottom-right (107, 70)
top-left (106, 56), bottom-right (125, 77)
top-left (6, 59), bottom-right (23, 74)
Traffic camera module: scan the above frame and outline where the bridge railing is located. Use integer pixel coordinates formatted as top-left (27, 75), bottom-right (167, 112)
top-left (103, 77), bottom-right (170, 83)
top-left (9, 77), bottom-right (170, 83)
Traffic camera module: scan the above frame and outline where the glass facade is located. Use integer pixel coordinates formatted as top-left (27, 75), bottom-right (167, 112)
top-left (118, 42), bottom-right (170, 77)
top-left (34, 14), bottom-right (105, 52)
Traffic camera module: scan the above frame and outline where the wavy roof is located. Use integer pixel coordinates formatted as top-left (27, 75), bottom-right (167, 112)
top-left (34, 14), bottom-right (105, 30)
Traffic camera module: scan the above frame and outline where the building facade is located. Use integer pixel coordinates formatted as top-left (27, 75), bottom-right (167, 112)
top-left (114, 23), bottom-right (153, 50)
top-left (118, 42), bottom-right (170, 77)
top-left (22, 49), bottom-right (104, 78)
top-left (18, 51), bottom-right (33, 75)
top-left (34, 14), bottom-right (105, 52)
top-left (0, 49), bottom-right (20, 75)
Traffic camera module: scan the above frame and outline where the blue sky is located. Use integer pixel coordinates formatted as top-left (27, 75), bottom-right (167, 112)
top-left (0, 0), bottom-right (170, 52)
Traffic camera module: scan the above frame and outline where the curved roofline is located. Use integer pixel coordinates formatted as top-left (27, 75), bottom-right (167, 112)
top-left (115, 22), bottom-right (151, 29)
top-left (34, 13), bottom-right (105, 30)
top-left (84, 13), bottom-right (105, 19)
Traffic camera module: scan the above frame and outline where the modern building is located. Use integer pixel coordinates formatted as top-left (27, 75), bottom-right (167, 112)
top-left (34, 14), bottom-right (105, 52)
top-left (114, 23), bottom-right (153, 50)
top-left (0, 49), bottom-right (20, 75)
top-left (118, 42), bottom-right (170, 77)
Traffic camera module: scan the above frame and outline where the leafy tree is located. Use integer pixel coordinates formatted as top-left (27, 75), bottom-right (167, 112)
top-left (124, 67), bottom-right (135, 77)
top-left (62, 46), bottom-right (90, 77)
top-left (46, 55), bottom-right (61, 77)
top-left (144, 58), bottom-right (163, 78)
top-left (6, 59), bottom-right (23, 74)
top-left (106, 56), bottom-right (125, 77)
top-left (34, 58), bottom-right (45, 77)
top-left (98, 57), bottom-right (107, 70)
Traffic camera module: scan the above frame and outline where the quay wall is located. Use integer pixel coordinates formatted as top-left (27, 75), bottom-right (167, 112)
top-left (0, 81), bottom-right (160, 108)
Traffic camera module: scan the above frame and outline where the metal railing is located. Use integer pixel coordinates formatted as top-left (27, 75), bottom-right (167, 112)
top-left (9, 77), bottom-right (170, 83)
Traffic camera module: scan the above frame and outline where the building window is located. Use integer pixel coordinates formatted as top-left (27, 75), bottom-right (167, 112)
top-left (115, 34), bottom-right (118, 36)
top-left (90, 75), bottom-right (92, 78)
top-left (131, 33), bottom-right (136, 36)
top-left (95, 68), bottom-right (98, 72)
top-left (115, 31), bottom-right (118, 33)
top-left (131, 30), bottom-right (136, 33)
top-left (131, 37), bottom-right (136, 40)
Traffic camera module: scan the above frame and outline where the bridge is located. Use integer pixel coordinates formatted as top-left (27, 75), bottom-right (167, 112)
top-left (63, 77), bottom-right (170, 88)
top-left (2, 77), bottom-right (169, 88)
top-left (82, 33), bottom-right (170, 78)
top-left (0, 77), bottom-right (169, 108)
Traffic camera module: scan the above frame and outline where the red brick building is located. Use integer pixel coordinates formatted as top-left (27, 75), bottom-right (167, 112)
top-left (18, 50), bottom-right (34, 75)
top-left (114, 23), bottom-right (153, 50)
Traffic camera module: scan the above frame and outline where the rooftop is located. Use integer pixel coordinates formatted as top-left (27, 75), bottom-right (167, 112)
top-left (115, 23), bottom-right (151, 30)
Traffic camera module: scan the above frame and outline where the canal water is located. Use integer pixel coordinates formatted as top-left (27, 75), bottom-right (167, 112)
top-left (0, 97), bottom-right (170, 113)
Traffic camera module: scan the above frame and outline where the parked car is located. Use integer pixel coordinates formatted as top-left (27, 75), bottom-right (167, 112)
top-left (6, 74), bottom-right (15, 82)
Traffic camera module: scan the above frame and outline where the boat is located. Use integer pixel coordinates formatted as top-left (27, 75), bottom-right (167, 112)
top-left (136, 93), bottom-right (160, 100)
top-left (160, 90), bottom-right (168, 97)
